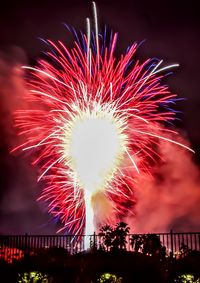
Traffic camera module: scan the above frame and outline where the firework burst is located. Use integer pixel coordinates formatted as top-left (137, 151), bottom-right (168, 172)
top-left (14, 3), bottom-right (193, 237)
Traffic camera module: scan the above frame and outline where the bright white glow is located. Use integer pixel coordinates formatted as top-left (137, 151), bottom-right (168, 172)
top-left (68, 114), bottom-right (124, 192)
top-left (85, 190), bottom-right (93, 235)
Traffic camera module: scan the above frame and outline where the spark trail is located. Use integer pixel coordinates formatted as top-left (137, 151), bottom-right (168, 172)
top-left (14, 3), bottom-right (193, 239)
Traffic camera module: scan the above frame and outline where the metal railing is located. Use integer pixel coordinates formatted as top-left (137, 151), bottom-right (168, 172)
top-left (0, 231), bottom-right (199, 263)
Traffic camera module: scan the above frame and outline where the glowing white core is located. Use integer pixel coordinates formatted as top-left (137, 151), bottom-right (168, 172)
top-left (69, 116), bottom-right (121, 192)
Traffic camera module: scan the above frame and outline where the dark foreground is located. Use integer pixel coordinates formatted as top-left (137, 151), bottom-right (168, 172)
top-left (0, 247), bottom-right (200, 283)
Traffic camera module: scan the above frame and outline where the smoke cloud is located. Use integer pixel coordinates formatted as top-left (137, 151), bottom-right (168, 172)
top-left (0, 48), bottom-right (57, 234)
top-left (130, 136), bottom-right (200, 233)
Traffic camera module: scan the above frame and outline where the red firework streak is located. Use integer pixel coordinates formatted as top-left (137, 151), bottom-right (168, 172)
top-left (13, 3), bottom-right (193, 236)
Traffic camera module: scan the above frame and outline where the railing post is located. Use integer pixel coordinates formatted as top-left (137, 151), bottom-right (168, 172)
top-left (24, 233), bottom-right (28, 255)
top-left (93, 232), bottom-right (96, 250)
top-left (170, 229), bottom-right (174, 261)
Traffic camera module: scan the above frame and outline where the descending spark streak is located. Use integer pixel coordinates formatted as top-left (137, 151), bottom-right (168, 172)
top-left (131, 129), bottom-right (194, 153)
top-left (125, 149), bottom-right (140, 174)
top-left (14, 3), bottom-right (193, 241)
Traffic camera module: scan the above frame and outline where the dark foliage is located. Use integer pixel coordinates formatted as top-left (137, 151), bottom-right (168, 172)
top-left (99, 222), bottom-right (130, 251)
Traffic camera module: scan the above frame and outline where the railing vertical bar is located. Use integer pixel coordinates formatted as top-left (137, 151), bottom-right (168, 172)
top-left (44, 235), bottom-right (47, 249)
top-left (178, 233), bottom-right (180, 253)
top-left (70, 235), bottom-right (73, 254)
top-left (166, 234), bottom-right (169, 255)
top-left (4, 237), bottom-right (7, 263)
top-left (181, 233), bottom-right (184, 250)
top-left (13, 236), bottom-right (16, 261)
top-left (38, 235), bottom-right (40, 249)
top-left (6, 236), bottom-right (9, 261)
top-left (66, 235), bottom-right (68, 252)
top-left (186, 233), bottom-right (189, 249)
top-left (10, 236), bottom-right (13, 262)
top-left (29, 236), bottom-right (31, 252)
top-left (38, 236), bottom-right (41, 249)
top-left (35, 237), bottom-right (38, 250)
top-left (60, 236), bottom-right (62, 248)
top-left (170, 230), bottom-right (174, 260)
top-left (190, 233), bottom-right (193, 250)
top-left (81, 236), bottom-right (85, 251)
top-left (49, 236), bottom-right (52, 248)
top-left (10, 236), bottom-right (12, 261)
top-left (43, 235), bottom-right (45, 249)
top-left (33, 235), bottom-right (35, 250)
top-left (174, 233), bottom-right (177, 254)
top-left (55, 235), bottom-right (57, 248)
top-left (43, 236), bottom-right (45, 249)
top-left (194, 233), bottom-right (197, 250)
top-left (1, 236), bottom-right (4, 261)
top-left (65, 235), bottom-right (67, 249)
top-left (162, 234), bottom-right (164, 249)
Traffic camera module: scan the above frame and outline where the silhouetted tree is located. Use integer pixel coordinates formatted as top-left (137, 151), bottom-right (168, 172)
top-left (130, 235), bottom-right (144, 252)
top-left (100, 222), bottom-right (130, 251)
top-left (179, 243), bottom-right (191, 258)
top-left (130, 234), bottom-right (166, 260)
top-left (100, 224), bottom-right (114, 251)
top-left (112, 222), bottom-right (130, 251)
top-left (142, 234), bottom-right (163, 256)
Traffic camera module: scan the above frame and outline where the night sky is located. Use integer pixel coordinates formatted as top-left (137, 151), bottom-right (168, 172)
top-left (0, 0), bottom-right (200, 234)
